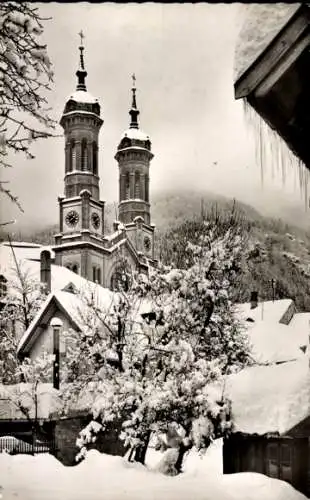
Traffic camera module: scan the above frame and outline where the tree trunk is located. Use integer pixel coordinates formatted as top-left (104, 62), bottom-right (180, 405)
top-left (175, 441), bottom-right (192, 474)
top-left (134, 430), bottom-right (151, 465)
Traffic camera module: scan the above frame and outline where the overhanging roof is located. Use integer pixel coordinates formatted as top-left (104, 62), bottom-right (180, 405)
top-left (234, 3), bottom-right (310, 167)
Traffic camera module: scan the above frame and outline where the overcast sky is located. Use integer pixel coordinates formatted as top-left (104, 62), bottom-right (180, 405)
top-left (2, 2), bottom-right (309, 230)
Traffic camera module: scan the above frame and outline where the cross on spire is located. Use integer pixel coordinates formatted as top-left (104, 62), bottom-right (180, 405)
top-left (78, 29), bottom-right (85, 47)
top-left (76, 29), bottom-right (87, 91)
top-left (129, 73), bottom-right (139, 129)
top-left (132, 73), bottom-right (136, 89)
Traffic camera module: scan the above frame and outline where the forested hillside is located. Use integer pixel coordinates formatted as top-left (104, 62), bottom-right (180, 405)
top-left (2, 190), bottom-right (310, 311)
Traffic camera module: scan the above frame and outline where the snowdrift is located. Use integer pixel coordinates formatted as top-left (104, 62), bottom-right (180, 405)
top-left (0, 447), bottom-right (307, 500)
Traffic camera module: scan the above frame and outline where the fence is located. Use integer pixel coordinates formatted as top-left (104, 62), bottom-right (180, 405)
top-left (0, 435), bottom-right (56, 455)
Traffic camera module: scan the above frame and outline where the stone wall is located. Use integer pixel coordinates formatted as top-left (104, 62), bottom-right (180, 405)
top-left (53, 415), bottom-right (126, 466)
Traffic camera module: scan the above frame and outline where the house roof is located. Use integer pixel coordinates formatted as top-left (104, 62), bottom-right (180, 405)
top-left (17, 286), bottom-right (116, 355)
top-left (234, 3), bottom-right (301, 84)
top-left (0, 241), bottom-right (111, 300)
top-left (225, 357), bottom-right (310, 436)
top-left (235, 299), bottom-right (307, 364)
top-left (236, 299), bottom-right (294, 324)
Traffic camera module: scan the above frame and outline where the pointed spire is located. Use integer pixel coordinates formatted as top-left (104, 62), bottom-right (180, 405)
top-left (129, 73), bottom-right (140, 129)
top-left (76, 30), bottom-right (87, 92)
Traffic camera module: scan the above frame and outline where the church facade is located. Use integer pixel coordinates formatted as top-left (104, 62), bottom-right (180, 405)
top-left (53, 38), bottom-right (156, 289)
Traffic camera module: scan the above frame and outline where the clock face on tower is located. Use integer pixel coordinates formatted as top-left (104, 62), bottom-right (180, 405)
top-left (91, 212), bottom-right (100, 230)
top-left (65, 210), bottom-right (79, 227)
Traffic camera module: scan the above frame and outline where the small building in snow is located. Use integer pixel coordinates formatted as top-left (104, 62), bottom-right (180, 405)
top-left (223, 357), bottom-right (310, 497)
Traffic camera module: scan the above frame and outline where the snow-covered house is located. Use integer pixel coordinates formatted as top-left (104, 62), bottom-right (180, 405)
top-left (236, 298), bottom-right (309, 364)
top-left (223, 357), bottom-right (310, 498)
top-left (223, 297), bottom-right (310, 497)
top-left (234, 3), bottom-right (310, 169)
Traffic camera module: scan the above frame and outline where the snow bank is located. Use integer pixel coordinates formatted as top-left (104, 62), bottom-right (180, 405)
top-left (0, 449), bottom-right (306, 500)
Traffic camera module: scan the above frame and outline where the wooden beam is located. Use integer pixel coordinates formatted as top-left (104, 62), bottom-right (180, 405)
top-left (235, 7), bottom-right (309, 99)
top-left (254, 33), bottom-right (310, 97)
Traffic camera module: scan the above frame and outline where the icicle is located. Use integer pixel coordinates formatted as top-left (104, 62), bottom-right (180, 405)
top-left (242, 98), bottom-right (309, 211)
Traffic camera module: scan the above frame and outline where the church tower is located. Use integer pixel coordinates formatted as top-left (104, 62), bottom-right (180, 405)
top-left (115, 75), bottom-right (153, 225)
top-left (53, 33), bottom-right (105, 282)
top-left (115, 76), bottom-right (155, 259)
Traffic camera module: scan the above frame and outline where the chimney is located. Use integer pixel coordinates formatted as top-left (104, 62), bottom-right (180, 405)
top-left (250, 291), bottom-right (258, 309)
top-left (40, 250), bottom-right (51, 293)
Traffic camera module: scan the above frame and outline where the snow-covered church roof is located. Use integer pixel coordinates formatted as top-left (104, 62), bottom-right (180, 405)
top-left (67, 90), bottom-right (98, 104)
top-left (122, 128), bottom-right (149, 141)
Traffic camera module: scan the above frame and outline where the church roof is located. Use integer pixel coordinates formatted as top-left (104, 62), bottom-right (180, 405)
top-left (67, 90), bottom-right (98, 104)
top-left (122, 127), bottom-right (149, 141)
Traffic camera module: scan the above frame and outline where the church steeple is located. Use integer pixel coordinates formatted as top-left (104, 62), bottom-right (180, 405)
top-left (76, 30), bottom-right (87, 92)
top-left (129, 74), bottom-right (140, 129)
top-left (115, 76), bottom-right (154, 227)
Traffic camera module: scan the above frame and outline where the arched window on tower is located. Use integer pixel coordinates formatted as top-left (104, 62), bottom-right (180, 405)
top-left (71, 140), bottom-right (76, 171)
top-left (81, 139), bottom-right (88, 171)
top-left (93, 142), bottom-right (98, 175)
top-left (145, 175), bottom-right (149, 202)
top-left (125, 172), bottom-right (130, 200)
top-left (134, 172), bottom-right (140, 199)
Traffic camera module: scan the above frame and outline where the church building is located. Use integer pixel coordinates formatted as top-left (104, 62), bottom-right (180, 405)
top-left (53, 36), bottom-right (156, 289)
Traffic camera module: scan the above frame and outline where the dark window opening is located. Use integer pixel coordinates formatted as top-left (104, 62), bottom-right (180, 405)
top-left (81, 139), bottom-right (88, 171)
top-left (125, 173), bottom-right (130, 200)
top-left (71, 140), bottom-right (76, 171)
top-left (134, 172), bottom-right (140, 199)
top-left (93, 142), bottom-right (98, 175)
top-left (0, 275), bottom-right (8, 298)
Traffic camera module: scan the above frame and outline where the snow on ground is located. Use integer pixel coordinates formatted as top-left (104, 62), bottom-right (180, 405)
top-left (146, 438), bottom-right (223, 477)
top-left (0, 447), bottom-right (307, 500)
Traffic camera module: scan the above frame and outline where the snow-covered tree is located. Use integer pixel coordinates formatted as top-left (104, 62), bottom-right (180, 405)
top-left (0, 247), bottom-right (48, 383)
top-left (0, 2), bottom-right (56, 209)
top-left (62, 216), bottom-right (251, 473)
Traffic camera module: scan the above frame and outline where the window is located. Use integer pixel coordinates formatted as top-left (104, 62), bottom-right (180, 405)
top-left (72, 264), bottom-right (78, 274)
top-left (71, 140), bottom-right (76, 170)
top-left (134, 172), bottom-right (140, 199)
top-left (81, 139), bottom-right (88, 171)
top-left (0, 275), bottom-right (8, 298)
top-left (66, 263), bottom-right (79, 275)
top-left (125, 172), bottom-right (130, 200)
top-left (281, 444), bottom-right (292, 482)
top-left (92, 266), bottom-right (101, 284)
top-left (266, 442), bottom-right (293, 483)
top-left (267, 443), bottom-right (279, 478)
top-left (110, 264), bottom-right (131, 292)
top-left (145, 175), bottom-right (149, 202)
top-left (93, 142), bottom-right (98, 175)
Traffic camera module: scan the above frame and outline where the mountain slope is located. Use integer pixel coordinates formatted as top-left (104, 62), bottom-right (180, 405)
top-left (2, 190), bottom-right (310, 311)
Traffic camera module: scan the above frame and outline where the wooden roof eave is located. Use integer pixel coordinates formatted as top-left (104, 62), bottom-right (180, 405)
top-left (234, 5), bottom-right (310, 100)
